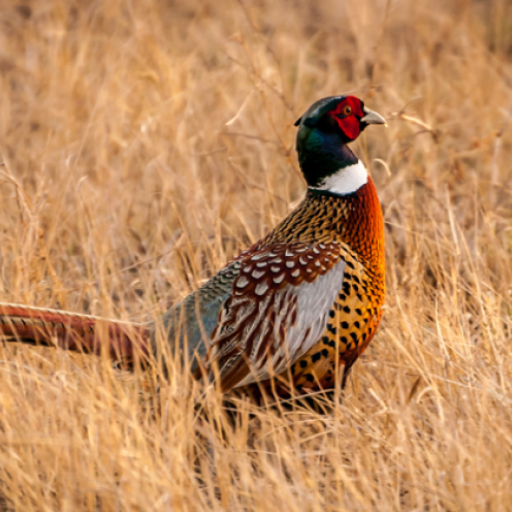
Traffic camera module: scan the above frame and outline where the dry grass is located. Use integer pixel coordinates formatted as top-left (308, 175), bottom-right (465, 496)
top-left (0, 0), bottom-right (512, 509)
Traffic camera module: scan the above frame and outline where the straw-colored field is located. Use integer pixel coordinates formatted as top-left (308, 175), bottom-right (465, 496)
top-left (1, 0), bottom-right (512, 509)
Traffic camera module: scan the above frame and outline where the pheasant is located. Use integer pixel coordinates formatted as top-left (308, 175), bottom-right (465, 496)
top-left (0, 95), bottom-right (386, 400)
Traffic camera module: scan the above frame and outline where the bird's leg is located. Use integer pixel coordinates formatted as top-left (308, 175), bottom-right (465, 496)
top-left (341, 359), bottom-right (355, 391)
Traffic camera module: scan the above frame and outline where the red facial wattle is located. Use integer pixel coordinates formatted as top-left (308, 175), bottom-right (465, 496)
top-left (328, 96), bottom-right (365, 141)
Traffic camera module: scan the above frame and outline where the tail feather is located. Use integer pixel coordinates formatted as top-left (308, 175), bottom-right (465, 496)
top-left (0, 303), bottom-right (151, 365)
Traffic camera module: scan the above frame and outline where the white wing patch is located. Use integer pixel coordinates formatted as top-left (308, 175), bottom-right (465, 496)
top-left (234, 258), bottom-right (346, 387)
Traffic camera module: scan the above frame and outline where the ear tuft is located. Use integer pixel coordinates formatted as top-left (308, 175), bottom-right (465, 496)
top-left (294, 117), bottom-right (302, 127)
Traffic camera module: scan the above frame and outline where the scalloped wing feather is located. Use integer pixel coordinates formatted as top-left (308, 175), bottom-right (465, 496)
top-left (206, 242), bottom-right (346, 391)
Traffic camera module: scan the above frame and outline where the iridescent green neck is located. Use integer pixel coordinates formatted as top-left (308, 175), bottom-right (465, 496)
top-left (296, 124), bottom-right (358, 187)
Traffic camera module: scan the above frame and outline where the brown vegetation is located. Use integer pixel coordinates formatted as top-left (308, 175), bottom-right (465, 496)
top-left (1, 0), bottom-right (512, 509)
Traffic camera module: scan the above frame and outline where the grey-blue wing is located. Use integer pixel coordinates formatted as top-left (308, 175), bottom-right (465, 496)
top-left (150, 261), bottom-right (241, 373)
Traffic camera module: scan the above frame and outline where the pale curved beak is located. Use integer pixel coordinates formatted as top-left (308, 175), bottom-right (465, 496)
top-left (361, 106), bottom-right (387, 127)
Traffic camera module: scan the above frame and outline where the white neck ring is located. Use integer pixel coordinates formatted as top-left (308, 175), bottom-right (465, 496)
top-left (308, 160), bottom-right (368, 195)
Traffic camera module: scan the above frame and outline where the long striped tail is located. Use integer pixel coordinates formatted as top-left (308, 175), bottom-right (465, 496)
top-left (0, 303), bottom-right (151, 366)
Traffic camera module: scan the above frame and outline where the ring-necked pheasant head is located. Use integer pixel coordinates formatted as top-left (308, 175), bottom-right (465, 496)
top-left (294, 95), bottom-right (386, 192)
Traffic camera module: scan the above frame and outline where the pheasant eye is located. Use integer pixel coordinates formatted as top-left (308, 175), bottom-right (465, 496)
top-left (342, 105), bottom-right (352, 116)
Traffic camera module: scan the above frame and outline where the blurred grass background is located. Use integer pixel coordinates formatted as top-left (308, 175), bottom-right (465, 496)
top-left (1, 0), bottom-right (512, 509)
